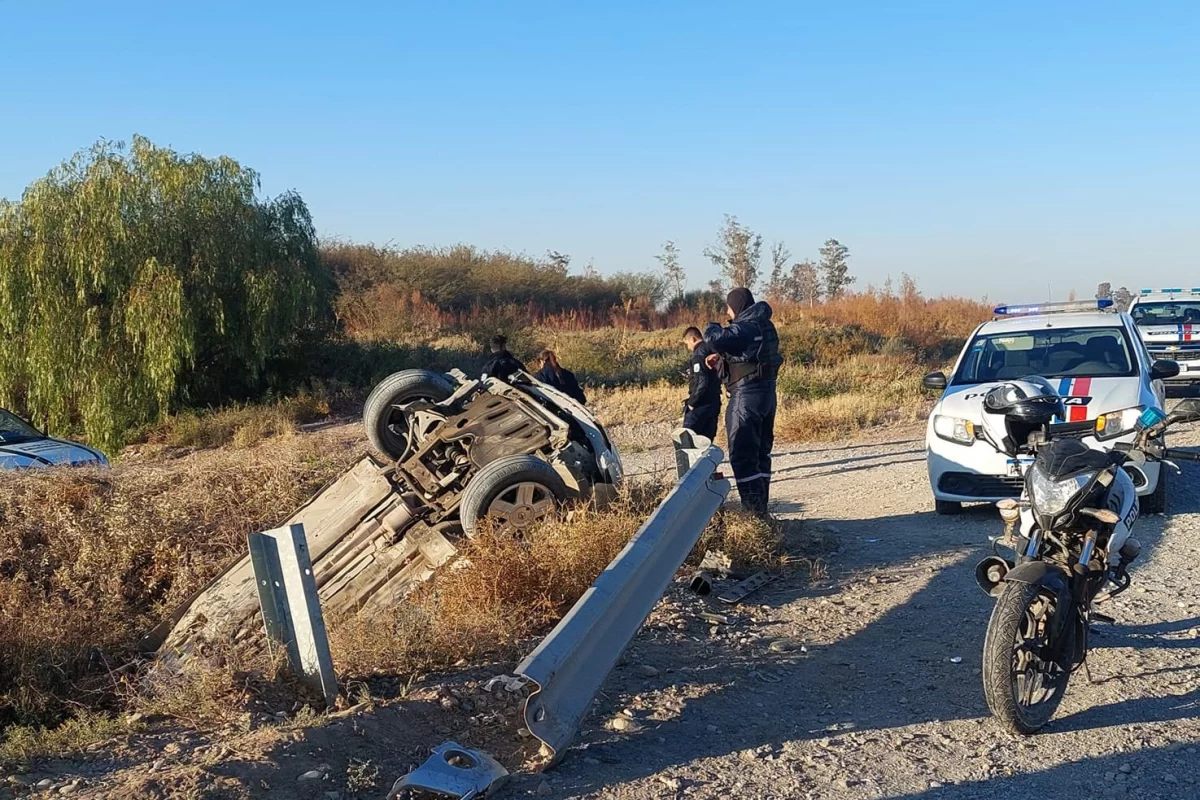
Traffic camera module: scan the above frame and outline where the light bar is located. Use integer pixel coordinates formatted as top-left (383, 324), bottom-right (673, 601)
top-left (993, 298), bottom-right (1114, 316)
top-left (1140, 288), bottom-right (1200, 295)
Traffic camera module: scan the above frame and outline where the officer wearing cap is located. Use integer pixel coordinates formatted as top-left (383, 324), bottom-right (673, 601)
top-left (703, 288), bottom-right (783, 517)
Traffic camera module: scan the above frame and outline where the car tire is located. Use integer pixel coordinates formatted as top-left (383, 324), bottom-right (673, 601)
top-left (935, 499), bottom-right (963, 515)
top-left (1141, 465), bottom-right (1167, 515)
top-left (460, 455), bottom-right (569, 537)
top-left (363, 369), bottom-right (455, 461)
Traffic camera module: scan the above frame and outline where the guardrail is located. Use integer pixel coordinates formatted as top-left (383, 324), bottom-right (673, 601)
top-left (247, 523), bottom-right (338, 708)
top-left (515, 429), bottom-right (731, 764)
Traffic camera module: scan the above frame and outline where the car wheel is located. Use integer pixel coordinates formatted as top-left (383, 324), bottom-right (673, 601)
top-left (1141, 466), bottom-right (1167, 515)
top-left (935, 499), bottom-right (963, 515)
top-left (363, 369), bottom-right (455, 461)
top-left (460, 455), bottom-right (569, 537)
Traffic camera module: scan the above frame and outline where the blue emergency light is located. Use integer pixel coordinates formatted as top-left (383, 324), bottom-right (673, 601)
top-left (993, 298), bottom-right (1114, 316)
top-left (1140, 288), bottom-right (1200, 295)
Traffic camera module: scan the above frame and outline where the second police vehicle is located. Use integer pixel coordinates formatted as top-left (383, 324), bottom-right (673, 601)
top-left (1128, 288), bottom-right (1200, 385)
top-left (923, 299), bottom-right (1179, 515)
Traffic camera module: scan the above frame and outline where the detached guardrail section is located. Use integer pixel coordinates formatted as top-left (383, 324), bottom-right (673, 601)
top-left (515, 429), bottom-right (731, 764)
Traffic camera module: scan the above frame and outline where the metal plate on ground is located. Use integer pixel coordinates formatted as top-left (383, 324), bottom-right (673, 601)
top-left (717, 570), bottom-right (776, 605)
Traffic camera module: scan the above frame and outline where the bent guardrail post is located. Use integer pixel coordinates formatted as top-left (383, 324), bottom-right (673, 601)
top-left (247, 523), bottom-right (338, 708)
top-left (515, 430), bottom-right (730, 765)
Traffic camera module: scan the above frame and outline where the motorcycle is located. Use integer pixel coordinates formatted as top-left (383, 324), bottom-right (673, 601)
top-left (974, 393), bottom-right (1200, 734)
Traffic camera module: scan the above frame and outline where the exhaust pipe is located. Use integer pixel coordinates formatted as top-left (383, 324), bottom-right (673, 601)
top-left (975, 556), bottom-right (1013, 597)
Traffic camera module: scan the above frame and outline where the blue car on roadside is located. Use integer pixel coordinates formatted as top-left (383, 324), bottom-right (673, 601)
top-left (0, 408), bottom-right (109, 469)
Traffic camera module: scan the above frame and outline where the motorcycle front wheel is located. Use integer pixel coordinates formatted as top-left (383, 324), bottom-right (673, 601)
top-left (982, 581), bottom-right (1077, 734)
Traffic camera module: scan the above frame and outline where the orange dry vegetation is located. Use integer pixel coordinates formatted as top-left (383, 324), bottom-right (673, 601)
top-left (0, 427), bottom-right (363, 729)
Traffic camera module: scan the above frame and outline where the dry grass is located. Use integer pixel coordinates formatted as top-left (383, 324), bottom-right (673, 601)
top-left (328, 488), bottom-right (783, 681)
top-left (328, 498), bottom-right (655, 678)
top-left (0, 711), bottom-right (135, 765)
top-left (0, 428), bottom-right (361, 730)
top-left (695, 509), bottom-right (785, 570)
top-left (134, 394), bottom-right (333, 450)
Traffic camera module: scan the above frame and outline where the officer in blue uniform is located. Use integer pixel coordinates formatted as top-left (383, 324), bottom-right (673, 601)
top-left (703, 288), bottom-right (783, 517)
top-left (681, 326), bottom-right (720, 439)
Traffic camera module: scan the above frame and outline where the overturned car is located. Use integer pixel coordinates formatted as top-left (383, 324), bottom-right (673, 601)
top-left (146, 367), bottom-right (623, 656)
top-left (363, 367), bottom-right (623, 536)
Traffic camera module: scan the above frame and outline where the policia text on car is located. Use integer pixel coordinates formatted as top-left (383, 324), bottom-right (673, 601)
top-left (703, 288), bottom-right (783, 517)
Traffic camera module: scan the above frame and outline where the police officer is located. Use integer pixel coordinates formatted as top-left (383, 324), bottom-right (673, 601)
top-left (481, 334), bottom-right (526, 382)
top-left (703, 288), bottom-right (783, 517)
top-left (681, 326), bottom-right (720, 440)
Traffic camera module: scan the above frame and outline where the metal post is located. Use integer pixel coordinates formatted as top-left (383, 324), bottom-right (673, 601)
top-left (247, 523), bottom-right (338, 708)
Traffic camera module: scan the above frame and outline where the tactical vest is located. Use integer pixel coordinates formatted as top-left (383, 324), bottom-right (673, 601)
top-left (725, 320), bottom-right (782, 386)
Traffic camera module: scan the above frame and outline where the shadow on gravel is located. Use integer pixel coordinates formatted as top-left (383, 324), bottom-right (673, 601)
top-left (877, 742), bottom-right (1198, 800)
top-left (771, 438), bottom-right (923, 459)
top-left (538, 513), bottom-right (997, 795)
top-left (540, 455), bottom-right (1200, 797)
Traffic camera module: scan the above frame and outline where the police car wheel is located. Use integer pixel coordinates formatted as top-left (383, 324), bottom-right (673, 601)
top-left (1141, 467), bottom-right (1167, 515)
top-left (935, 499), bottom-right (963, 515)
top-left (363, 369), bottom-right (456, 460)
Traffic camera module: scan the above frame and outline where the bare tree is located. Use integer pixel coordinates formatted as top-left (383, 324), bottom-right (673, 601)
top-left (704, 215), bottom-right (763, 291)
top-left (899, 273), bottom-right (920, 304)
top-left (789, 260), bottom-right (820, 307)
top-left (655, 240), bottom-right (685, 302)
top-left (764, 241), bottom-right (791, 301)
top-left (818, 239), bottom-right (854, 299)
top-left (1095, 281), bottom-right (1113, 301)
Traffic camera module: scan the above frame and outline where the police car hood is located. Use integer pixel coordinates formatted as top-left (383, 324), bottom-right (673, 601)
top-left (1137, 323), bottom-right (1198, 347)
top-left (0, 437), bottom-right (108, 469)
top-left (938, 377), bottom-right (1142, 423)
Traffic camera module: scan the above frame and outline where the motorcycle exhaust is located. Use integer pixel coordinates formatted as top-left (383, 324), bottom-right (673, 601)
top-left (975, 556), bottom-right (1013, 597)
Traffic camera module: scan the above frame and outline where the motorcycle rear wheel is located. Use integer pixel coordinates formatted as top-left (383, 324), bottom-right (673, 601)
top-left (982, 581), bottom-right (1076, 734)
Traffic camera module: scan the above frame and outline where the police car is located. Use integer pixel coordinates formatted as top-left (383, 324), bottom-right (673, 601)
top-left (1128, 288), bottom-right (1200, 384)
top-left (922, 299), bottom-right (1178, 515)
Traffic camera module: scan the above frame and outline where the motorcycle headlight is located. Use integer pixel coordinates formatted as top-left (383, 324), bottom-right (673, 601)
top-left (1028, 466), bottom-right (1091, 519)
top-left (933, 415), bottom-right (975, 445)
top-left (1095, 406), bottom-right (1144, 440)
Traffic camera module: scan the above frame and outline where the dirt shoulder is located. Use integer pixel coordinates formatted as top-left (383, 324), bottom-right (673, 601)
top-left (6, 421), bottom-right (1200, 800)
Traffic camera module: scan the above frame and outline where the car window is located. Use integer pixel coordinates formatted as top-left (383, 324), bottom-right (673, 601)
top-left (1131, 301), bottom-right (1200, 326)
top-left (953, 327), bottom-right (1137, 385)
top-left (0, 410), bottom-right (42, 443)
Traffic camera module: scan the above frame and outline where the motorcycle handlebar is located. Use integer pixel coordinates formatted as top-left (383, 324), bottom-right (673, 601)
top-left (1165, 448), bottom-right (1200, 462)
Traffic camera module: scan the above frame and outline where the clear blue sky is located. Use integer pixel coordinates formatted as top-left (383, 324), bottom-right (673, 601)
top-left (3, 1), bottom-right (1198, 301)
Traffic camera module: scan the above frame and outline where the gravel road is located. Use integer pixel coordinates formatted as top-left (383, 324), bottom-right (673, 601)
top-left (510, 422), bottom-right (1200, 800)
top-left (8, 422), bottom-right (1200, 799)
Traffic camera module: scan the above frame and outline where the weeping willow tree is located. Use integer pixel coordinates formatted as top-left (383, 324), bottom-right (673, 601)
top-left (0, 136), bottom-right (333, 451)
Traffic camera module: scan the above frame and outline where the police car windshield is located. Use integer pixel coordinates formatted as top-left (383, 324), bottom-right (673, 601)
top-left (953, 327), bottom-right (1136, 385)
top-left (0, 409), bottom-right (42, 443)
top-left (1131, 301), bottom-right (1200, 326)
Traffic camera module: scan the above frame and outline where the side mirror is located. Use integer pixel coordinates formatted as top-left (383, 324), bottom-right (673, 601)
top-left (922, 371), bottom-right (948, 391)
top-left (1151, 360), bottom-right (1180, 381)
top-left (1168, 398), bottom-right (1200, 425)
